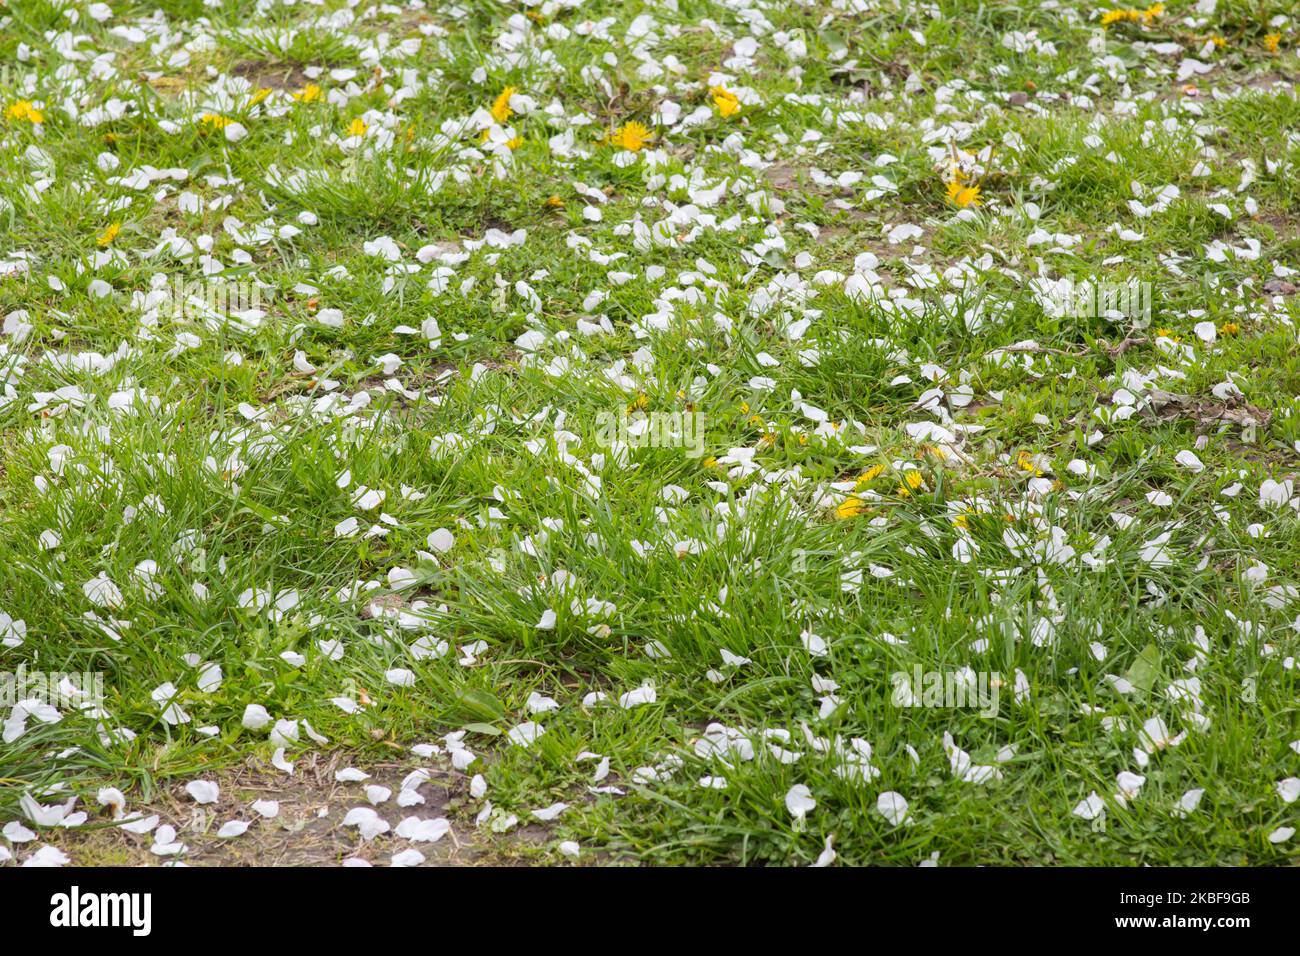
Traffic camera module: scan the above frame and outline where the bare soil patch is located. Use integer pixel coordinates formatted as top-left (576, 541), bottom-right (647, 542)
top-left (37, 750), bottom-right (551, 867)
top-left (231, 61), bottom-right (314, 92)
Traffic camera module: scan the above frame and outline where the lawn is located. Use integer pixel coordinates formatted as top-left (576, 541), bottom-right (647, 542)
top-left (2, 0), bottom-right (1300, 867)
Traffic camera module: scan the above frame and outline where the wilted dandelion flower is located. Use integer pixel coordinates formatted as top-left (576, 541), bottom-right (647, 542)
top-left (1017, 451), bottom-right (1044, 477)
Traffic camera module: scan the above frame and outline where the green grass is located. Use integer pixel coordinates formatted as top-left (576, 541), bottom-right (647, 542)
top-left (2, 0), bottom-right (1300, 866)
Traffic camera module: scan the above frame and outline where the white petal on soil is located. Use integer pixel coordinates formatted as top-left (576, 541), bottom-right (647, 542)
top-left (184, 780), bottom-right (220, 804)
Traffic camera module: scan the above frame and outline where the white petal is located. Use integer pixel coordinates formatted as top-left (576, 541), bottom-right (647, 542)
top-left (184, 780), bottom-right (220, 805)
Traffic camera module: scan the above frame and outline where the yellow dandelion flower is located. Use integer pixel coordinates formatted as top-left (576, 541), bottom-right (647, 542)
top-left (97, 223), bottom-right (121, 247)
top-left (897, 470), bottom-right (925, 496)
top-left (836, 495), bottom-right (867, 519)
top-left (1101, 4), bottom-right (1162, 27)
top-left (491, 86), bottom-right (516, 124)
top-left (545, 195), bottom-right (565, 208)
top-left (199, 113), bottom-right (231, 130)
top-left (1218, 321), bottom-right (1240, 336)
top-left (609, 121), bottom-right (651, 152)
top-left (856, 464), bottom-right (885, 488)
top-left (5, 100), bottom-right (44, 124)
top-left (293, 84), bottom-right (322, 103)
top-left (945, 175), bottom-right (982, 208)
top-left (710, 86), bottom-right (741, 118)
top-left (506, 135), bottom-right (524, 150)
top-left (248, 87), bottom-right (272, 107)
top-left (347, 117), bottom-right (368, 137)
top-left (1264, 33), bottom-right (1282, 53)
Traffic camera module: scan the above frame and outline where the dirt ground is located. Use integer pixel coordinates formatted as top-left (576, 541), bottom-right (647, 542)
top-left (35, 750), bottom-right (553, 867)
